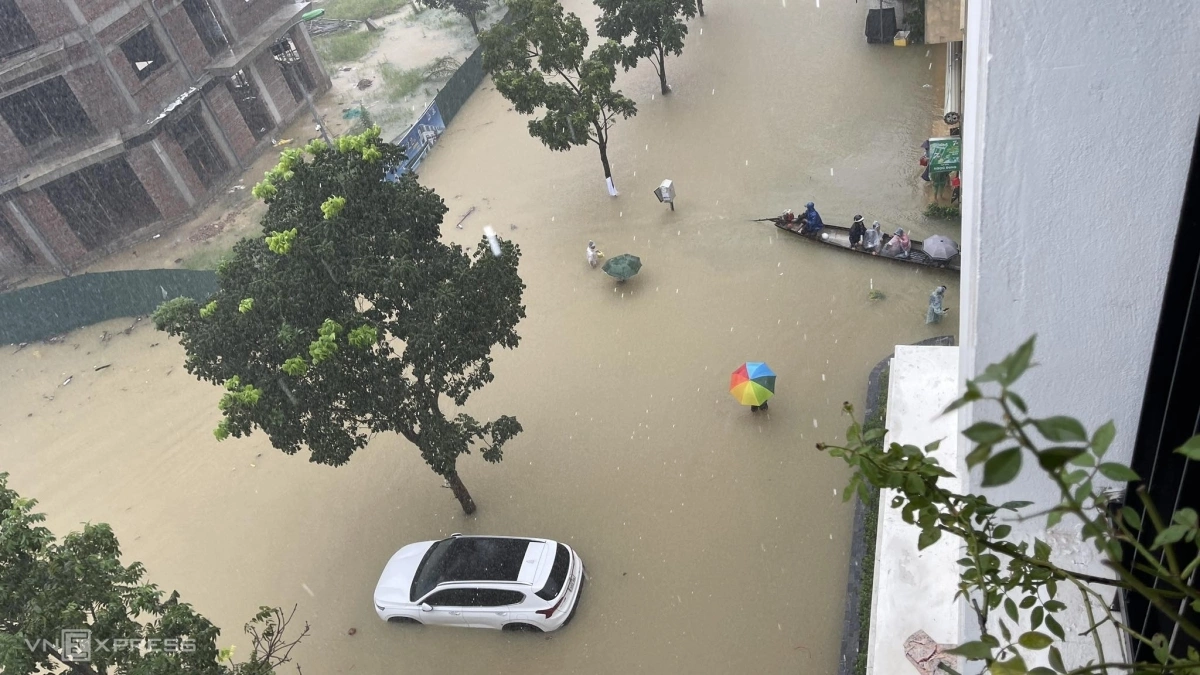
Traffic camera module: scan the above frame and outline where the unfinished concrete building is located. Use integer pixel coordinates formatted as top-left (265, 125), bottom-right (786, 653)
top-left (0, 0), bottom-right (331, 279)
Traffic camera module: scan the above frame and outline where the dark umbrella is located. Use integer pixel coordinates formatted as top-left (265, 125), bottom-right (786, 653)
top-left (603, 254), bottom-right (642, 281)
top-left (923, 235), bottom-right (959, 260)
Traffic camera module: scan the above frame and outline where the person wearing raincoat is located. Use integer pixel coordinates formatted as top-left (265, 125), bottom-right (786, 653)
top-left (926, 285), bottom-right (949, 324)
top-left (884, 228), bottom-right (911, 258)
top-left (863, 221), bottom-right (883, 254)
top-left (801, 202), bottom-right (824, 236)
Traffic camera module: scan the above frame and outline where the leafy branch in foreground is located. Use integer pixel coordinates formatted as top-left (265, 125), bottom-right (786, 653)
top-left (820, 336), bottom-right (1200, 675)
top-left (0, 473), bottom-right (308, 675)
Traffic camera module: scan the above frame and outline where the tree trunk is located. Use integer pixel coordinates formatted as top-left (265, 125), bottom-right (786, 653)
top-left (446, 470), bottom-right (476, 514)
top-left (697, 0), bottom-right (704, 16)
top-left (598, 140), bottom-right (613, 180)
top-left (657, 50), bottom-right (669, 95)
top-left (467, 11), bottom-right (480, 34)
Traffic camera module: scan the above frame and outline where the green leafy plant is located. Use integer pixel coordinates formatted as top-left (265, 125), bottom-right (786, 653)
top-left (821, 336), bottom-right (1200, 674)
top-left (481, 0), bottom-right (638, 188)
top-left (925, 203), bottom-right (961, 220)
top-left (154, 128), bottom-right (527, 515)
top-left (595, 0), bottom-right (698, 95)
top-left (868, 289), bottom-right (886, 301)
top-left (0, 473), bottom-right (308, 675)
top-left (904, 0), bottom-right (925, 44)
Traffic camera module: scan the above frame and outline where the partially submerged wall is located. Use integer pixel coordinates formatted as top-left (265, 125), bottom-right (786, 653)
top-left (0, 269), bottom-right (216, 344)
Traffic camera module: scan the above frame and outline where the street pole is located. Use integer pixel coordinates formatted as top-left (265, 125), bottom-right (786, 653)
top-left (303, 85), bottom-right (332, 145)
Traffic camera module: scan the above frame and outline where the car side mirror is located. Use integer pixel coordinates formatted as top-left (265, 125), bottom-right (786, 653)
top-left (420, 603), bottom-right (433, 612)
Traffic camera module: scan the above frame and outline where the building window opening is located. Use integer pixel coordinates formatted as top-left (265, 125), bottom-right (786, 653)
top-left (270, 35), bottom-right (314, 103)
top-left (169, 107), bottom-right (227, 188)
top-left (0, 0), bottom-right (37, 60)
top-left (0, 77), bottom-right (95, 156)
top-left (43, 158), bottom-right (161, 250)
top-left (226, 69), bottom-right (273, 141)
top-left (120, 27), bottom-right (168, 80)
top-left (181, 0), bottom-right (228, 57)
top-left (0, 211), bottom-right (36, 267)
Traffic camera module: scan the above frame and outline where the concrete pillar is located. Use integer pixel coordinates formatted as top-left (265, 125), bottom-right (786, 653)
top-left (248, 63), bottom-right (283, 125)
top-left (207, 0), bottom-right (240, 42)
top-left (5, 200), bottom-right (67, 274)
top-left (198, 92), bottom-right (242, 170)
top-left (59, 0), bottom-right (141, 117)
top-left (150, 138), bottom-right (197, 208)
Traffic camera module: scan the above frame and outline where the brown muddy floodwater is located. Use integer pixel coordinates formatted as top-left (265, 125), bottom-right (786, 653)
top-left (0, 1), bottom-right (956, 673)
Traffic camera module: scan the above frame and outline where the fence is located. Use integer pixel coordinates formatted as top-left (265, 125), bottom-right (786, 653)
top-left (0, 269), bottom-right (217, 344)
top-left (433, 45), bottom-right (487, 126)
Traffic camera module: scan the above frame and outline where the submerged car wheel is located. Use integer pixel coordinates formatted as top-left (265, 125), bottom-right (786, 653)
top-left (503, 623), bottom-right (543, 633)
top-left (387, 617), bottom-right (421, 625)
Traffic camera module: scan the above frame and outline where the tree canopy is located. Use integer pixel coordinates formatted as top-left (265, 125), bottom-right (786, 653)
top-left (596, 0), bottom-right (698, 95)
top-left (481, 0), bottom-right (637, 192)
top-left (154, 129), bottom-right (527, 514)
top-left (424, 0), bottom-right (489, 34)
top-left (0, 473), bottom-right (307, 675)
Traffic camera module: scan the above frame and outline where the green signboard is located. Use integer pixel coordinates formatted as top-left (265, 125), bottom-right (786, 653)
top-left (927, 136), bottom-right (961, 173)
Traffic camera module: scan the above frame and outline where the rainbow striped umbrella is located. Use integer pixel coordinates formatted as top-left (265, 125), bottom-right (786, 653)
top-left (730, 362), bottom-right (776, 406)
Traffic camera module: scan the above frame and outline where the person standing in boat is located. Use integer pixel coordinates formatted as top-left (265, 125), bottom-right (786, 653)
top-left (884, 228), bottom-right (911, 258)
top-left (864, 221), bottom-right (883, 254)
top-left (926, 285), bottom-right (950, 324)
top-left (801, 202), bottom-right (824, 236)
top-left (849, 215), bottom-right (867, 249)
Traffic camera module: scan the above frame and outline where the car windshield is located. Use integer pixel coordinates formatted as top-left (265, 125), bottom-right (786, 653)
top-left (409, 538), bottom-right (455, 601)
top-left (535, 543), bottom-right (571, 601)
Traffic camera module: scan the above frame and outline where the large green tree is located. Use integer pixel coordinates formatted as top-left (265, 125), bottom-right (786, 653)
top-left (596, 0), bottom-right (698, 96)
top-left (481, 0), bottom-right (637, 195)
top-left (0, 473), bottom-right (307, 675)
top-left (154, 129), bottom-right (527, 515)
top-left (424, 0), bottom-right (489, 34)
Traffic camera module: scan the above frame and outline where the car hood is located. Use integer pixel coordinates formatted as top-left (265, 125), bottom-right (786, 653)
top-left (374, 540), bottom-right (437, 605)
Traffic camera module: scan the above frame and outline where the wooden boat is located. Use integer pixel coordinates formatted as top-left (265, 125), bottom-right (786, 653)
top-left (758, 216), bottom-right (961, 272)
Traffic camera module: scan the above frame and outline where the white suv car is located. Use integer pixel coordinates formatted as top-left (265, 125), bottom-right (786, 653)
top-left (373, 534), bottom-right (585, 632)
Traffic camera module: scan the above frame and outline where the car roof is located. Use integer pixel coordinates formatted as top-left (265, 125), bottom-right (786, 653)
top-left (410, 536), bottom-right (555, 599)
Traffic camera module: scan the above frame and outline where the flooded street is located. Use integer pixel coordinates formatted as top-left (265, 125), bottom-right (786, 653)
top-left (0, 1), bottom-right (955, 673)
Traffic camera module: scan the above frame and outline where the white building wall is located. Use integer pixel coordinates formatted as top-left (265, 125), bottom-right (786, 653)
top-left (957, 0), bottom-right (1200, 669)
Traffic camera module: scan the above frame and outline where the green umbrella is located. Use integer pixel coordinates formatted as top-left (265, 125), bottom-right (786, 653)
top-left (603, 254), bottom-right (642, 281)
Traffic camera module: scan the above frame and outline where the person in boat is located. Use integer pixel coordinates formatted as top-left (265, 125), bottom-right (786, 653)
top-left (849, 215), bottom-right (866, 249)
top-left (926, 285), bottom-right (949, 324)
top-left (801, 202), bottom-right (824, 236)
top-left (780, 209), bottom-right (796, 225)
top-left (883, 228), bottom-right (911, 258)
top-left (864, 221), bottom-right (883, 254)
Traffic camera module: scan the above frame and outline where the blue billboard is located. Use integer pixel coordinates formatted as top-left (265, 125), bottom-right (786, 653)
top-left (385, 102), bottom-right (446, 181)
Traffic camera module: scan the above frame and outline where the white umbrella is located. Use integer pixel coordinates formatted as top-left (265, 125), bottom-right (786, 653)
top-left (923, 235), bottom-right (959, 260)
